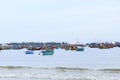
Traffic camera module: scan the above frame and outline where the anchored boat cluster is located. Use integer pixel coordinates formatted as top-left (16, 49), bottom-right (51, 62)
top-left (88, 42), bottom-right (120, 49)
top-left (0, 42), bottom-right (120, 55)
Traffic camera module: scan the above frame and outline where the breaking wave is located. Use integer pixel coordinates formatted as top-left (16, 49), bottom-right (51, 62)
top-left (55, 67), bottom-right (89, 70)
top-left (0, 66), bottom-right (120, 71)
top-left (99, 69), bottom-right (120, 73)
top-left (0, 66), bottom-right (89, 70)
top-left (0, 66), bottom-right (120, 80)
top-left (0, 66), bottom-right (32, 69)
top-left (0, 73), bottom-right (119, 80)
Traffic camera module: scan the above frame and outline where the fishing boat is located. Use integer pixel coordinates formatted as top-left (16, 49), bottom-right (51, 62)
top-left (70, 45), bottom-right (77, 50)
top-left (41, 49), bottom-right (54, 55)
top-left (76, 47), bottom-right (84, 51)
top-left (25, 50), bottom-right (34, 54)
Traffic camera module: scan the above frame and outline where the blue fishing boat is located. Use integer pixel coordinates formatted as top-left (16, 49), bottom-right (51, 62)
top-left (41, 49), bottom-right (54, 55)
top-left (25, 50), bottom-right (34, 54)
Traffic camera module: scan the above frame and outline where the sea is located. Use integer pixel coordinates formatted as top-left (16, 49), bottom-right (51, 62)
top-left (0, 47), bottom-right (120, 80)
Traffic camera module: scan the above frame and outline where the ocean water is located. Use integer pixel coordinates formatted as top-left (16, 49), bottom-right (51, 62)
top-left (0, 47), bottom-right (120, 80)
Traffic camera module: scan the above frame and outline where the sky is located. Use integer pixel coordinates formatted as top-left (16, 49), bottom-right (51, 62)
top-left (0, 0), bottom-right (120, 43)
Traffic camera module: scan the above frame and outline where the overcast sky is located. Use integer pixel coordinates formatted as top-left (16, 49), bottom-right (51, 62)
top-left (0, 0), bottom-right (120, 43)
